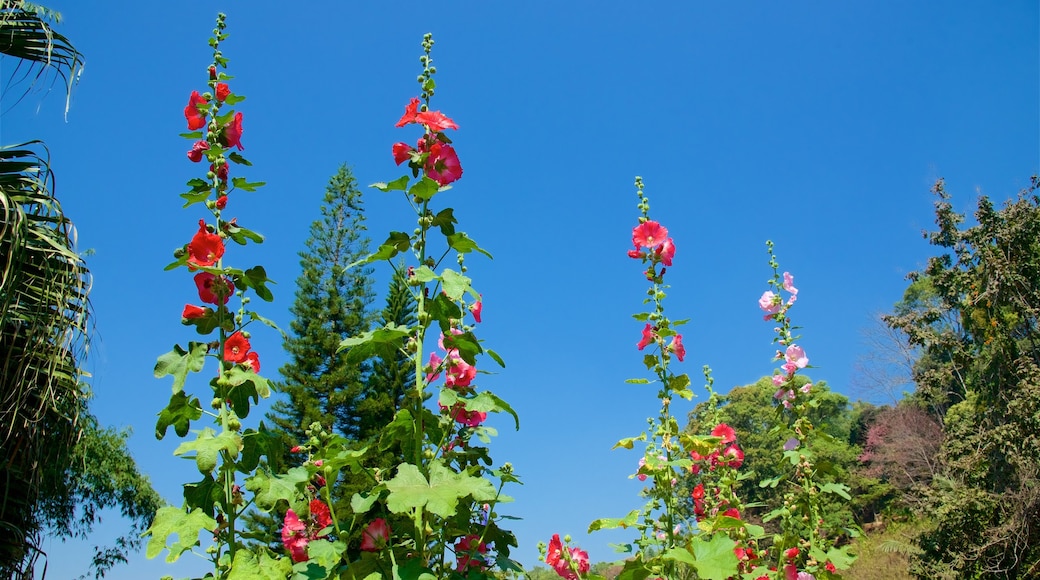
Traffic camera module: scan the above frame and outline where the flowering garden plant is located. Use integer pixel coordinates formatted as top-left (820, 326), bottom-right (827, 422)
top-left (144, 14), bottom-right (855, 580)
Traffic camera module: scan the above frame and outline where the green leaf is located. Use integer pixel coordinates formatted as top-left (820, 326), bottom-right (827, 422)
top-left (223, 93), bottom-right (246, 106)
top-left (691, 534), bottom-right (739, 580)
top-left (413, 265), bottom-right (437, 283)
top-left (669, 373), bottom-right (693, 400)
top-left (612, 434), bottom-right (646, 450)
top-left (246, 466), bottom-right (312, 510)
top-left (486, 349), bottom-right (506, 368)
top-left (173, 427), bottom-right (242, 474)
top-left (154, 342), bottom-right (209, 394)
top-left (228, 550), bottom-right (292, 580)
top-left (632, 312), bottom-right (651, 321)
top-left (370, 175), bottom-right (410, 192)
top-left (431, 208), bottom-right (457, 236)
top-left (661, 546), bottom-right (697, 566)
top-left (239, 425), bottom-right (283, 473)
top-left (180, 190), bottom-right (212, 208)
top-left (155, 391), bottom-right (203, 439)
top-left (820, 482), bottom-right (852, 500)
top-left (228, 152), bottom-right (252, 166)
top-left (439, 268), bottom-right (474, 301)
top-left (225, 221), bottom-right (265, 245)
top-left (143, 507), bottom-right (217, 562)
top-left (427, 292), bottom-right (463, 333)
top-left (446, 232), bottom-right (493, 259)
top-left (338, 323), bottom-right (411, 364)
top-left (625, 378), bottom-right (650, 384)
top-left (409, 176), bottom-right (440, 201)
top-left (588, 510), bottom-right (640, 532)
top-left (183, 473), bottom-right (219, 516)
top-left (442, 330), bottom-right (482, 365)
top-left (231, 176), bottom-right (266, 192)
top-left (179, 131), bottom-right (204, 139)
top-left (643, 354), bottom-right (657, 370)
top-left (440, 390), bottom-right (520, 430)
top-left (385, 461), bottom-right (496, 518)
top-left (239, 265), bottom-right (275, 302)
top-left (350, 490), bottom-right (381, 514)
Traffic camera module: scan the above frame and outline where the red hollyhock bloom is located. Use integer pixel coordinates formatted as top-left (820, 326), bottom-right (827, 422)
top-left (440, 402), bottom-right (486, 427)
top-left (711, 423), bottom-right (737, 445)
top-left (281, 509), bottom-right (308, 562)
top-left (565, 547), bottom-right (591, 579)
top-left (454, 534), bottom-right (487, 571)
top-left (222, 112), bottom-right (244, 150)
top-left (395, 97), bottom-right (420, 127)
top-left (246, 351), bottom-right (260, 373)
top-left (415, 109), bottom-right (459, 132)
top-left (627, 247), bottom-right (644, 259)
top-left (308, 499), bottom-right (332, 529)
top-left (825, 561), bottom-right (837, 573)
top-left (211, 162), bottom-right (229, 181)
top-left (187, 220), bottom-right (224, 267)
top-left (181, 304), bottom-right (207, 319)
top-left (194, 272), bottom-right (233, 305)
top-left (670, 334), bottom-right (686, 362)
top-left (785, 547), bottom-right (800, 559)
top-left (632, 221), bottom-right (669, 249)
top-left (723, 508), bottom-right (741, 520)
top-left (723, 444), bottom-right (745, 468)
top-left (637, 323), bottom-right (656, 350)
top-left (224, 331), bottom-right (251, 363)
top-left (215, 82), bottom-right (230, 102)
top-left (215, 195), bottom-right (228, 210)
top-left (425, 142), bottom-right (463, 186)
top-left (545, 534), bottom-right (564, 568)
top-left (656, 237), bottom-right (676, 266)
top-left (392, 142), bottom-right (414, 165)
top-left (360, 518), bottom-right (390, 552)
top-left (187, 140), bottom-right (210, 162)
top-left (184, 90), bottom-right (208, 130)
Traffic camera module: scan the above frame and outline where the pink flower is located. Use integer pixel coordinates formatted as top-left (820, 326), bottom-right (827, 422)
top-left (723, 444), bottom-right (744, 468)
top-left (568, 547), bottom-right (591, 577)
top-left (545, 534), bottom-right (564, 568)
top-left (656, 237), bottom-right (675, 266)
top-left (360, 518), bottom-right (390, 552)
top-left (800, 382), bottom-right (812, 393)
top-left (627, 248), bottom-right (644, 259)
top-left (637, 323), bottom-right (656, 350)
top-left (187, 140), bottom-right (210, 162)
top-left (441, 402), bottom-right (486, 427)
top-left (669, 334), bottom-right (685, 362)
top-left (454, 534), bottom-right (487, 571)
top-left (636, 457), bottom-right (648, 481)
top-left (425, 142), bottom-right (463, 186)
top-left (395, 97), bottom-right (420, 127)
top-left (416, 109), bottom-right (459, 132)
top-left (281, 509), bottom-right (308, 562)
top-left (446, 356), bottom-right (477, 389)
top-left (758, 291), bottom-right (781, 314)
top-left (426, 351), bottom-right (443, 382)
top-left (392, 142), bottom-right (413, 165)
top-left (783, 272), bottom-right (798, 295)
top-left (771, 374), bottom-right (785, 387)
top-left (711, 423), bottom-right (737, 445)
top-left (222, 112), bottom-right (244, 150)
top-left (785, 345), bottom-right (809, 369)
top-left (632, 221), bottom-right (668, 249)
top-left (184, 90), bottom-right (208, 130)
top-left (470, 298), bottom-right (482, 323)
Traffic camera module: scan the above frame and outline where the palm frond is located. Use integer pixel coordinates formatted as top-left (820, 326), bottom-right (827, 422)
top-left (0, 1), bottom-right (83, 115)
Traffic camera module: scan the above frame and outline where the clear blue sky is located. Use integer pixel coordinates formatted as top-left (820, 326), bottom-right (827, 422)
top-left (6, 2), bottom-right (1038, 578)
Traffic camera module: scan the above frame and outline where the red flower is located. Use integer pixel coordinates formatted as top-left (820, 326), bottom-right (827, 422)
top-left (637, 323), bottom-right (656, 350)
top-left (627, 247), bottom-right (644, 259)
top-left (187, 140), bottom-right (210, 162)
top-left (825, 561), bottom-right (837, 573)
top-left (395, 97), bottom-right (420, 127)
top-left (194, 272), bottom-right (233, 305)
top-left (632, 221), bottom-right (669, 249)
top-left (308, 499), bottom-right (331, 529)
top-left (564, 547), bottom-right (591, 579)
top-left (210, 162), bottom-right (229, 181)
top-left (392, 142), bottom-right (414, 165)
top-left (723, 508), bottom-right (741, 520)
top-left (184, 90), bottom-right (208, 130)
top-left (187, 220), bottom-right (224, 267)
top-left (181, 304), bottom-right (207, 319)
top-left (454, 534), bottom-right (487, 571)
top-left (545, 534), bottom-right (564, 568)
top-left (215, 82), bottom-right (230, 102)
top-left (208, 65), bottom-right (217, 80)
top-left (360, 518), bottom-right (390, 552)
top-left (723, 444), bottom-right (745, 468)
top-left (425, 142), bottom-right (463, 186)
top-left (415, 109), bottom-right (459, 132)
top-left (224, 331), bottom-right (251, 363)
top-left (785, 547), bottom-right (800, 560)
top-left (711, 423), bottom-right (737, 445)
top-left (470, 298), bottom-right (482, 323)
top-left (656, 237), bottom-right (676, 266)
top-left (670, 334), bottom-right (686, 362)
top-left (281, 509), bottom-right (308, 562)
top-left (246, 351), bottom-right (261, 373)
top-left (215, 195), bottom-right (228, 210)
top-left (440, 402), bottom-right (486, 427)
top-left (222, 111), bottom-right (244, 150)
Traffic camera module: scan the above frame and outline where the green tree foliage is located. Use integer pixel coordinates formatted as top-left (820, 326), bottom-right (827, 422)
top-left (884, 177), bottom-right (1040, 578)
top-left (267, 164), bottom-right (377, 447)
top-left (684, 376), bottom-right (862, 538)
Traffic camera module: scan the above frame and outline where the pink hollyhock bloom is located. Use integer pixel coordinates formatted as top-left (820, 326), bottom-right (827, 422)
top-left (395, 97), bottom-right (420, 127)
top-left (771, 374), bottom-right (785, 387)
top-left (182, 304), bottom-right (207, 319)
top-left (425, 142), bottom-right (463, 186)
top-left (669, 334), bottom-right (686, 362)
top-left (215, 82), bottom-right (230, 102)
top-left (392, 142), bottom-right (413, 165)
top-left (470, 298), bottom-right (482, 323)
top-left (194, 272), bottom-right (233, 305)
top-left (627, 247), bottom-right (644, 259)
top-left (425, 351), bottom-right (443, 382)
top-left (784, 437), bottom-right (800, 451)
top-left (454, 534), bottom-right (487, 571)
top-left (222, 112), bottom-right (244, 150)
top-left (711, 423), bottom-right (737, 444)
top-left (800, 382), bottom-right (812, 393)
top-left (187, 140), bottom-right (210, 162)
top-left (416, 109), bottom-right (459, 132)
top-left (632, 221), bottom-right (668, 249)
top-left (723, 444), bottom-right (744, 468)
top-left (446, 357), bottom-right (477, 389)
top-left (637, 323), bottom-right (656, 350)
top-left (636, 457), bottom-right (648, 481)
top-left (783, 271), bottom-right (798, 295)
top-left (281, 509), bottom-right (309, 562)
top-left (246, 351), bottom-right (260, 373)
top-left (785, 345), bottom-right (809, 368)
top-left (187, 220), bottom-right (224, 267)
top-left (656, 237), bottom-right (676, 266)
top-left (785, 565), bottom-right (799, 580)
top-left (782, 361), bottom-right (799, 375)
top-left (759, 291), bottom-right (781, 314)
top-left (441, 402), bottom-right (486, 427)
top-left (360, 518), bottom-right (390, 552)
top-left (224, 332), bottom-right (251, 363)
top-left (184, 90), bottom-right (208, 130)
top-left (797, 573), bottom-right (815, 580)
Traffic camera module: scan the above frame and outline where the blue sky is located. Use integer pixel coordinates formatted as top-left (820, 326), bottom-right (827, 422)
top-left (6, 2), bottom-right (1038, 578)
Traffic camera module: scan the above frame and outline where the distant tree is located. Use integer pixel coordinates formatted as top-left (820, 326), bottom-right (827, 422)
top-left (884, 177), bottom-right (1040, 578)
top-left (857, 404), bottom-right (942, 510)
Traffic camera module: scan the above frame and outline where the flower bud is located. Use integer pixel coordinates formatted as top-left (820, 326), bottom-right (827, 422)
top-left (211, 397), bottom-right (223, 409)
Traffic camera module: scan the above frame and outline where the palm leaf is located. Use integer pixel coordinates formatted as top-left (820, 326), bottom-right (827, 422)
top-left (0, 1), bottom-right (83, 114)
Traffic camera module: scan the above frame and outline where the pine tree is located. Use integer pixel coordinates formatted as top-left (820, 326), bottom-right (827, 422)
top-left (267, 164), bottom-right (376, 446)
